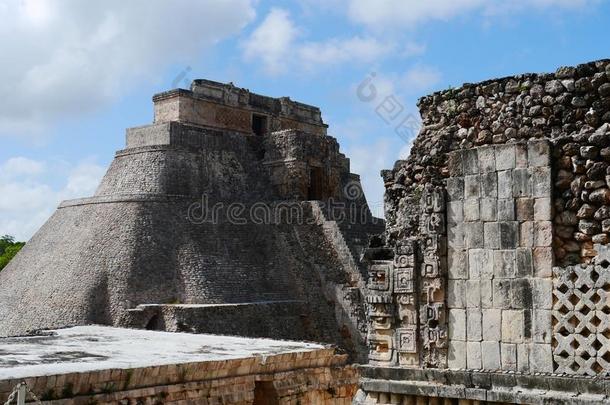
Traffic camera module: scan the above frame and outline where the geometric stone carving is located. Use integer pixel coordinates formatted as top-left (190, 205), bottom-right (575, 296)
top-left (366, 261), bottom-right (396, 365)
top-left (397, 327), bottom-right (418, 353)
top-left (368, 262), bottom-right (392, 291)
top-left (364, 183), bottom-right (447, 368)
top-left (552, 264), bottom-right (610, 375)
top-left (419, 185), bottom-right (448, 368)
top-left (394, 268), bottom-right (414, 293)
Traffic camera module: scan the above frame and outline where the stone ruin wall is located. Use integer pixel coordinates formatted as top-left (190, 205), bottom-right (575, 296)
top-left (0, 344), bottom-right (357, 405)
top-left (366, 59), bottom-right (610, 377)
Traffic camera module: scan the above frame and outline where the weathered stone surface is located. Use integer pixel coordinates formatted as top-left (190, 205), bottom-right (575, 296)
top-left (515, 198), bottom-right (534, 221)
top-left (481, 341), bottom-right (501, 370)
top-left (448, 309), bottom-right (466, 341)
top-left (502, 310), bottom-right (524, 344)
top-left (447, 280), bottom-right (466, 308)
top-left (467, 309), bottom-right (482, 341)
top-left (448, 340), bottom-right (466, 369)
top-left (497, 198), bottom-right (515, 221)
top-left (502, 343), bottom-right (518, 371)
top-left (589, 188), bottom-right (610, 204)
top-left (482, 309), bottom-right (502, 341)
top-left (466, 341), bottom-right (482, 369)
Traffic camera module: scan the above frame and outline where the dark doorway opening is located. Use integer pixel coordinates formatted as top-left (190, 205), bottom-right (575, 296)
top-left (253, 381), bottom-right (279, 405)
top-left (145, 314), bottom-right (161, 331)
top-left (252, 114), bottom-right (267, 136)
top-left (308, 166), bottom-right (326, 200)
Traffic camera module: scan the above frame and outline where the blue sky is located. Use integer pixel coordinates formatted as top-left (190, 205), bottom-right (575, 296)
top-left (1, 0), bottom-right (609, 240)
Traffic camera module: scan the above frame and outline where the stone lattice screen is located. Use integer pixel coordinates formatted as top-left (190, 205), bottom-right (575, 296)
top-left (553, 262), bottom-right (610, 375)
top-left (446, 140), bottom-right (554, 372)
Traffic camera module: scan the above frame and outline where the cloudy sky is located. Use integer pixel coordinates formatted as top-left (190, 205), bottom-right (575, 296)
top-left (1, 0), bottom-right (608, 240)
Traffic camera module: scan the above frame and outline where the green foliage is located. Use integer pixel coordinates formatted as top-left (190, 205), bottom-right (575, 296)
top-left (0, 235), bottom-right (25, 271)
top-left (0, 235), bottom-right (15, 255)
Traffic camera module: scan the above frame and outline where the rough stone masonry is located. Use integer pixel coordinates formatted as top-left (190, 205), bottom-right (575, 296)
top-left (359, 59), bottom-right (610, 404)
top-left (0, 79), bottom-right (383, 362)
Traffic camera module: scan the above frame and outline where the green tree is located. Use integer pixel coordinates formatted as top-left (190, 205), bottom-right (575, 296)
top-left (0, 236), bottom-right (24, 271)
top-left (0, 235), bottom-right (15, 255)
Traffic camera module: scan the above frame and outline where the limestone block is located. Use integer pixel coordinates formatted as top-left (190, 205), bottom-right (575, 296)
top-left (448, 309), bottom-right (466, 340)
top-left (530, 343), bottom-right (553, 373)
top-left (497, 171), bottom-right (513, 199)
top-left (482, 309), bottom-right (502, 341)
top-left (448, 248), bottom-right (468, 279)
top-left (448, 223), bottom-right (465, 249)
top-left (481, 341), bottom-right (501, 370)
top-left (515, 248), bottom-right (533, 278)
top-left (533, 197), bottom-right (552, 221)
top-left (493, 250), bottom-right (515, 279)
top-left (499, 221), bottom-right (519, 249)
top-left (533, 247), bottom-right (553, 278)
top-left (467, 309), bottom-right (482, 341)
top-left (464, 149), bottom-right (479, 175)
top-left (497, 199), bottom-right (515, 221)
top-left (466, 280), bottom-right (481, 308)
top-left (464, 175), bottom-right (480, 199)
top-left (515, 143), bottom-right (528, 168)
top-left (501, 343), bottom-right (517, 371)
top-left (447, 201), bottom-right (464, 226)
top-left (478, 146), bottom-right (496, 173)
top-left (520, 221), bottom-right (534, 248)
top-left (466, 341), bottom-right (482, 369)
top-left (480, 172), bottom-right (498, 198)
top-left (446, 177), bottom-right (465, 201)
top-left (533, 309), bottom-right (552, 343)
top-left (534, 221), bottom-right (553, 247)
top-left (483, 222), bottom-right (500, 250)
top-left (528, 140), bottom-right (551, 167)
top-left (468, 249), bottom-right (489, 279)
top-left (448, 340), bottom-right (467, 369)
top-left (447, 279), bottom-right (466, 308)
top-left (530, 167), bottom-right (552, 198)
top-left (512, 168), bottom-right (531, 197)
top-left (515, 198), bottom-right (534, 221)
top-left (511, 279), bottom-right (533, 310)
top-left (465, 222), bottom-right (484, 249)
top-left (493, 279), bottom-right (511, 308)
top-left (495, 144), bottom-right (516, 171)
top-left (502, 310), bottom-right (524, 344)
top-left (532, 279), bottom-right (553, 310)
top-left (480, 280), bottom-right (493, 308)
top-left (463, 199), bottom-right (480, 222)
top-left (516, 344), bottom-right (530, 372)
top-left (480, 198), bottom-right (497, 222)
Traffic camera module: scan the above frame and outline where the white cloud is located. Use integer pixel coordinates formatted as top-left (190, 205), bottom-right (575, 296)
top-left (1, 157), bottom-right (45, 176)
top-left (298, 36), bottom-right (396, 70)
top-left (401, 65), bottom-right (442, 93)
top-left (0, 0), bottom-right (256, 137)
top-left (347, 0), bottom-right (598, 28)
top-left (242, 8), bottom-right (401, 75)
top-left (348, 0), bottom-right (485, 28)
top-left (0, 157), bottom-right (105, 241)
top-left (242, 8), bottom-right (299, 74)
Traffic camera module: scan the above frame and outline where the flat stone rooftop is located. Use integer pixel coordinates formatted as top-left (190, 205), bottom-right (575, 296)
top-left (0, 325), bottom-right (327, 380)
